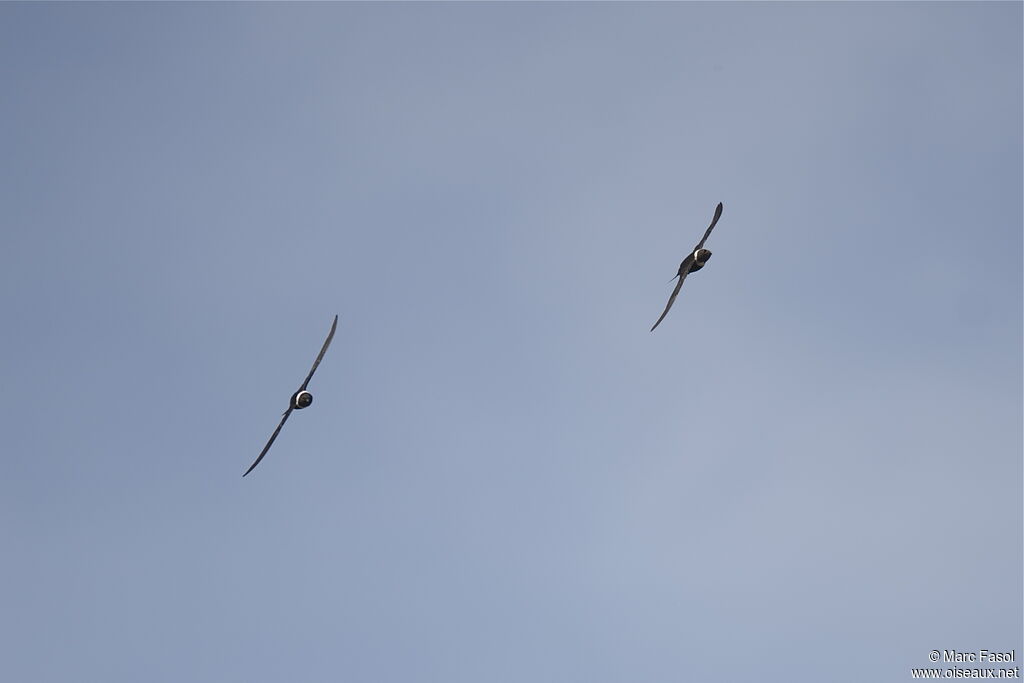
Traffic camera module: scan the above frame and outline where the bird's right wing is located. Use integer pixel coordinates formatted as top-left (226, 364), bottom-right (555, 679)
top-left (650, 267), bottom-right (692, 332)
top-left (299, 315), bottom-right (339, 391)
top-left (695, 202), bottom-right (724, 250)
top-left (243, 407), bottom-right (294, 477)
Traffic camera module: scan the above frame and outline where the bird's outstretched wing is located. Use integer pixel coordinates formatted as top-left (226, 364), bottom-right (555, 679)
top-left (650, 261), bottom-right (693, 332)
top-left (299, 315), bottom-right (338, 391)
top-left (695, 202), bottom-right (724, 250)
top-left (243, 407), bottom-right (295, 477)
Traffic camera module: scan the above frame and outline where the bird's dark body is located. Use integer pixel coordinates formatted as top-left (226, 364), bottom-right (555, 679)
top-left (650, 205), bottom-right (723, 332)
top-left (291, 390), bottom-right (313, 410)
top-left (687, 249), bottom-right (711, 273)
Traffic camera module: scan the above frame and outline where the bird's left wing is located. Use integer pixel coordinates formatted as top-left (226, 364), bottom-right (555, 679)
top-left (299, 315), bottom-right (338, 391)
top-left (650, 267), bottom-right (692, 332)
top-left (243, 407), bottom-right (295, 477)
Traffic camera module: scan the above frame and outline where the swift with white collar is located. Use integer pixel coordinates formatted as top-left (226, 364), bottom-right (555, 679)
top-left (243, 315), bottom-right (338, 477)
top-left (650, 202), bottom-right (724, 332)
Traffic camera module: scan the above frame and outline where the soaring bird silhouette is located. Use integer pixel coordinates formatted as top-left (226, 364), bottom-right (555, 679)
top-left (243, 314), bottom-right (338, 477)
top-left (650, 202), bottom-right (724, 332)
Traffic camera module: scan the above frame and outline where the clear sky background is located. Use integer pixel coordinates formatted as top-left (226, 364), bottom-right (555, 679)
top-left (1, 3), bottom-right (1020, 682)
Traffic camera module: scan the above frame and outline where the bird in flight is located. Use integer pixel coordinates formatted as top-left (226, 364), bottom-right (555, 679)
top-left (243, 314), bottom-right (338, 477)
top-left (650, 202), bottom-right (724, 332)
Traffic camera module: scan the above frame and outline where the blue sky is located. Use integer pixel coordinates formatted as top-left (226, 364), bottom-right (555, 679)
top-left (1, 3), bottom-right (1020, 682)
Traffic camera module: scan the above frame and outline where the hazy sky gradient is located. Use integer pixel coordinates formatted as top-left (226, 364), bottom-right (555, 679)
top-left (2, 3), bottom-right (1020, 682)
